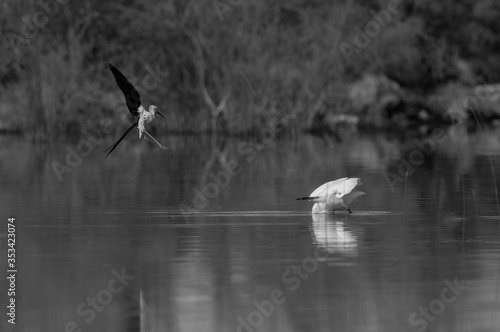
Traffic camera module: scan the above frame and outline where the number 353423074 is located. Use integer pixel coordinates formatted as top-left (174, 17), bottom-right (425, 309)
top-left (7, 219), bottom-right (16, 267)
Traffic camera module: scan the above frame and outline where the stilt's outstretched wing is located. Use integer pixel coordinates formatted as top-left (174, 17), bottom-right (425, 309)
top-left (108, 63), bottom-right (141, 116)
top-left (105, 121), bottom-right (138, 158)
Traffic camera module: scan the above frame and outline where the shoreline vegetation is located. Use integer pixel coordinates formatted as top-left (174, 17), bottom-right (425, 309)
top-left (1, 0), bottom-right (500, 141)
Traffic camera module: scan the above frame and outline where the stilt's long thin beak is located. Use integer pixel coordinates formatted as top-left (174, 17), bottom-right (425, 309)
top-left (157, 111), bottom-right (166, 119)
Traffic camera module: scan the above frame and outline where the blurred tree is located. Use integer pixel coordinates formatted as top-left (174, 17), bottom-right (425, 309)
top-left (1, 0), bottom-right (499, 135)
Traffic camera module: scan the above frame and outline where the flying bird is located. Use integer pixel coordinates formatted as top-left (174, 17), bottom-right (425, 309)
top-left (297, 177), bottom-right (365, 214)
top-left (105, 63), bottom-right (167, 158)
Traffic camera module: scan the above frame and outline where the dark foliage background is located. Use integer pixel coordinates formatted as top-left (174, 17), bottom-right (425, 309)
top-left (1, 0), bottom-right (499, 138)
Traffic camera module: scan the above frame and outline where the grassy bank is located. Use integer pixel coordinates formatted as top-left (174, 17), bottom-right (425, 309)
top-left (1, 0), bottom-right (500, 139)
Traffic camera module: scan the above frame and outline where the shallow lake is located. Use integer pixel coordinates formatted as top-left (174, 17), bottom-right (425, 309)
top-left (1, 125), bottom-right (500, 332)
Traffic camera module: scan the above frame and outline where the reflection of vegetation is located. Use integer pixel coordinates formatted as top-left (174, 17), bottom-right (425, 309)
top-left (1, 0), bottom-right (499, 137)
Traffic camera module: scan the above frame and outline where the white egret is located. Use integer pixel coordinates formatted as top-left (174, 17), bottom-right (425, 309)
top-left (105, 63), bottom-right (167, 158)
top-left (297, 177), bottom-right (365, 214)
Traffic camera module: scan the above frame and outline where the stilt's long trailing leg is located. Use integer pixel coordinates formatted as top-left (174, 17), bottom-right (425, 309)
top-left (105, 121), bottom-right (138, 158)
top-left (143, 135), bottom-right (159, 146)
top-left (143, 130), bottom-right (168, 150)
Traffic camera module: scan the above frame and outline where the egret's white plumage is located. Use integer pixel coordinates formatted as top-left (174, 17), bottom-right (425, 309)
top-left (297, 177), bottom-right (365, 214)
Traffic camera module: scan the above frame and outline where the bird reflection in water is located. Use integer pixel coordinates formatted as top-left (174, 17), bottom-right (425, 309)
top-left (310, 214), bottom-right (358, 257)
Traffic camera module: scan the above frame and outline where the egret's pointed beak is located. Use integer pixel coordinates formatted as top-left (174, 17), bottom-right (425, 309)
top-left (157, 111), bottom-right (166, 119)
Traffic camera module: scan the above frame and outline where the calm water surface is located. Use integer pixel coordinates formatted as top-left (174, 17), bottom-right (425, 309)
top-left (1, 126), bottom-right (500, 332)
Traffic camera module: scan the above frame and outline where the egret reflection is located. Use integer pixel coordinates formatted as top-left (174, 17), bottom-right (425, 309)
top-left (310, 214), bottom-right (358, 256)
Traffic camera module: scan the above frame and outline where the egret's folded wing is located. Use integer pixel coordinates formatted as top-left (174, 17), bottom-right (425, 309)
top-left (336, 178), bottom-right (362, 197)
top-left (311, 177), bottom-right (363, 197)
top-left (342, 191), bottom-right (365, 206)
top-left (310, 177), bottom-right (349, 197)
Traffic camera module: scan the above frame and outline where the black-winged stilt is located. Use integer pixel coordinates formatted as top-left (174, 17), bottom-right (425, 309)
top-left (105, 63), bottom-right (167, 158)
